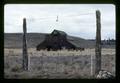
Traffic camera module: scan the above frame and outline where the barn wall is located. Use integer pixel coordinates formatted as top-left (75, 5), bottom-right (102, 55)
top-left (36, 34), bottom-right (76, 51)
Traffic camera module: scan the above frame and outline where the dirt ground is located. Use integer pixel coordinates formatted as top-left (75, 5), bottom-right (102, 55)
top-left (4, 48), bottom-right (115, 79)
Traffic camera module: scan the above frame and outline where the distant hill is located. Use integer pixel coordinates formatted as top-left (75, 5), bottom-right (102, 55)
top-left (4, 33), bottom-right (95, 48)
top-left (88, 39), bottom-right (115, 48)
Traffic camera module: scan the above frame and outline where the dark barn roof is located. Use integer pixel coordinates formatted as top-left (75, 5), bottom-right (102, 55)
top-left (51, 29), bottom-right (67, 36)
top-left (36, 30), bottom-right (77, 51)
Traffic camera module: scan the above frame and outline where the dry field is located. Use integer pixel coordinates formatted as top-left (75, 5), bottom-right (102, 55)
top-left (4, 48), bottom-right (115, 79)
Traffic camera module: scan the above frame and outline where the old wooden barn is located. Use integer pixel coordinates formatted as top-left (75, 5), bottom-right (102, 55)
top-left (36, 29), bottom-right (81, 51)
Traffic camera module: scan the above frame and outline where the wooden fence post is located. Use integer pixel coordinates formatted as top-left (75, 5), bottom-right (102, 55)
top-left (22, 18), bottom-right (28, 71)
top-left (95, 10), bottom-right (101, 76)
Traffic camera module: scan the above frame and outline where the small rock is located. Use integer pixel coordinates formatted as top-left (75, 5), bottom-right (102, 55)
top-left (96, 70), bottom-right (115, 79)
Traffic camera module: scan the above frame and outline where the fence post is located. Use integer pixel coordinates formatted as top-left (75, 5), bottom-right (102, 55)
top-left (22, 18), bottom-right (28, 71)
top-left (91, 54), bottom-right (93, 76)
top-left (95, 10), bottom-right (101, 76)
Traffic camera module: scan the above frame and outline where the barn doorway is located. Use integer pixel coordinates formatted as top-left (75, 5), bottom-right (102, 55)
top-left (46, 45), bottom-right (52, 51)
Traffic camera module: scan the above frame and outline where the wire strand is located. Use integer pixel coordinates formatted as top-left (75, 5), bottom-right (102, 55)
top-left (27, 13), bottom-right (95, 21)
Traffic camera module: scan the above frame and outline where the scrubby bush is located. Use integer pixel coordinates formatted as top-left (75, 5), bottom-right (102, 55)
top-left (11, 65), bottom-right (22, 72)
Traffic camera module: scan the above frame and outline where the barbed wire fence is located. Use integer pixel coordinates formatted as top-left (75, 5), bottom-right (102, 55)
top-left (19, 10), bottom-right (115, 76)
top-left (25, 12), bottom-right (96, 78)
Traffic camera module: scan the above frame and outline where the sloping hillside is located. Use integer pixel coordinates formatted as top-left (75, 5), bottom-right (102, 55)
top-left (4, 33), bottom-right (95, 48)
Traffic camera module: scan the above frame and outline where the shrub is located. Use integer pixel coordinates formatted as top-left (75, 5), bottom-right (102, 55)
top-left (4, 62), bottom-right (10, 69)
top-left (11, 65), bottom-right (22, 72)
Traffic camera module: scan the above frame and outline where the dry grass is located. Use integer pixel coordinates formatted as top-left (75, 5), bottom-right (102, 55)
top-left (4, 48), bottom-right (115, 79)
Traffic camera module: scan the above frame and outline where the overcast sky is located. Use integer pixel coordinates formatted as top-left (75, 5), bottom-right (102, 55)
top-left (4, 4), bottom-right (115, 40)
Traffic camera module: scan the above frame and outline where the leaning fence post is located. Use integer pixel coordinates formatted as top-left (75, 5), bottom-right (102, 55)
top-left (22, 18), bottom-right (28, 71)
top-left (95, 10), bottom-right (101, 76)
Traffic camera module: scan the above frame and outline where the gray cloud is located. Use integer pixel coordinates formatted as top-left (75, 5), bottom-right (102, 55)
top-left (4, 4), bottom-right (115, 40)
